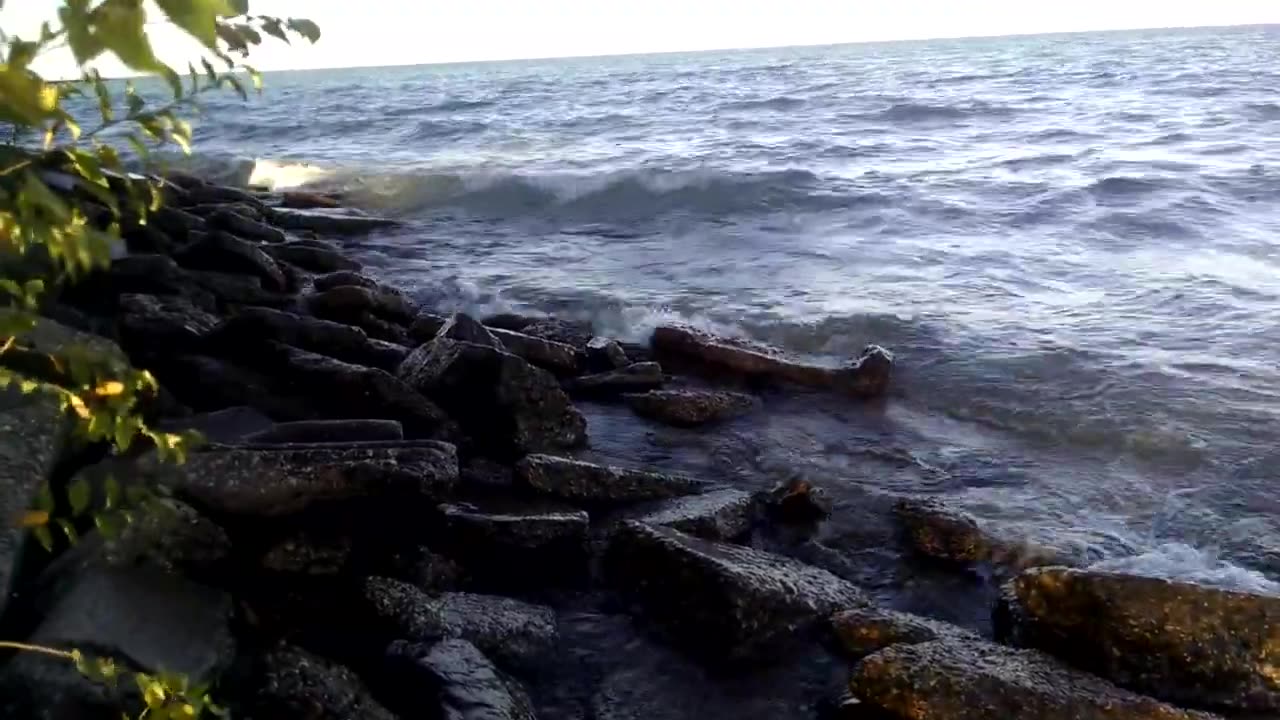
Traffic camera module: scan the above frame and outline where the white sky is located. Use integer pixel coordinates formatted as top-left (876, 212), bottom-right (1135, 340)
top-left (5, 0), bottom-right (1280, 77)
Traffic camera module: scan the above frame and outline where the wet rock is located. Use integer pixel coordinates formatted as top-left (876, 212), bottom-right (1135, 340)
top-left (247, 643), bottom-right (396, 720)
top-left (398, 339), bottom-right (586, 458)
top-left (144, 442), bottom-right (458, 516)
top-left (306, 283), bottom-right (417, 325)
top-left (586, 336), bottom-right (630, 371)
top-left (491, 327), bottom-right (579, 375)
top-left (174, 230), bottom-right (287, 290)
top-left (149, 204), bottom-right (207, 240)
top-left (999, 566), bottom-right (1280, 713)
top-left (269, 206), bottom-right (399, 235)
top-left (606, 521), bottom-right (869, 660)
top-left (0, 386), bottom-right (67, 620)
top-left (518, 317), bottom-right (594, 348)
top-left (438, 312), bottom-right (506, 349)
top-left (103, 498), bottom-right (233, 578)
top-left (439, 501), bottom-right (589, 584)
top-left (227, 342), bottom-right (454, 437)
top-left (764, 477), bottom-right (834, 524)
top-left (146, 353), bottom-right (313, 418)
top-left (438, 592), bottom-right (559, 669)
top-left (410, 310), bottom-right (449, 344)
top-left (652, 325), bottom-right (893, 398)
top-left (179, 182), bottom-right (265, 209)
top-left (481, 313), bottom-right (538, 332)
top-left (208, 207), bottom-right (288, 243)
top-left (624, 388), bottom-right (756, 427)
top-left (208, 306), bottom-right (407, 372)
top-left (363, 576), bottom-right (449, 639)
top-left (117, 292), bottom-right (219, 351)
top-left (515, 454), bottom-right (708, 504)
top-left (281, 190), bottom-right (343, 209)
top-left (630, 488), bottom-right (755, 540)
top-left (849, 639), bottom-right (1218, 720)
top-left (189, 269), bottom-right (294, 308)
top-left (244, 419), bottom-right (405, 444)
top-left (265, 240), bottom-right (363, 273)
top-left (314, 269), bottom-right (379, 292)
top-left (261, 532), bottom-right (352, 575)
top-left (894, 497), bottom-right (1076, 571)
top-left (81, 254), bottom-right (217, 311)
top-left (830, 606), bottom-right (977, 658)
top-left (565, 362), bottom-right (665, 398)
top-left (383, 640), bottom-right (536, 720)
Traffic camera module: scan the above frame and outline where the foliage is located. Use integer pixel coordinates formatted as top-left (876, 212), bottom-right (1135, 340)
top-left (0, 2), bottom-right (320, 718)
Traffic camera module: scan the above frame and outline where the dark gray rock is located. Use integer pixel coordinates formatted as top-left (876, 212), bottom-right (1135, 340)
top-left (763, 477), bottom-right (834, 524)
top-left (146, 353), bottom-right (313, 418)
top-left (515, 454), bottom-right (707, 504)
top-left (521, 318), bottom-right (594, 348)
top-left (586, 336), bottom-right (629, 371)
top-left (103, 498), bottom-right (233, 578)
top-left (410, 311), bottom-right (449, 343)
top-left (305, 284), bottom-right (416, 340)
top-left (652, 325), bottom-right (893, 398)
top-left (438, 592), bottom-right (558, 669)
top-left (244, 419), bottom-right (405, 444)
top-left (480, 313), bottom-right (537, 332)
top-left (605, 521), bottom-right (869, 660)
top-left (314, 270), bottom-right (379, 292)
top-left (491, 328), bottom-right (579, 375)
top-left (189, 269), bottom-right (294, 308)
top-left (117, 293), bottom-right (219, 351)
top-left (248, 643), bottom-right (397, 720)
top-left (894, 496), bottom-right (1076, 571)
top-left (999, 566), bottom-right (1280, 713)
top-left (280, 190), bottom-right (344, 209)
top-left (261, 532), bottom-right (352, 575)
top-left (207, 306), bottom-right (407, 372)
top-left (149, 205), bottom-right (207, 240)
top-left (398, 546), bottom-right (464, 592)
top-left (363, 576), bottom-right (449, 639)
top-left (227, 342), bottom-right (454, 438)
top-left (850, 639), bottom-right (1219, 720)
top-left (86, 254), bottom-right (217, 311)
top-left (624, 389), bottom-right (756, 427)
top-left (383, 639), bottom-right (536, 720)
top-left (179, 182), bottom-right (265, 209)
top-left (566, 362), bottom-right (664, 398)
top-left (174, 231), bottom-right (287, 291)
top-left (155, 406), bottom-right (274, 444)
top-left (208, 207), bottom-right (287, 243)
top-left (269, 207), bottom-right (399, 235)
top-left (143, 442), bottom-right (458, 516)
top-left (398, 339), bottom-right (586, 458)
top-left (122, 222), bottom-right (178, 255)
top-left (439, 312), bottom-right (506, 349)
top-left (830, 606), bottom-right (978, 658)
top-left (630, 488), bottom-right (754, 540)
top-left (265, 240), bottom-right (362, 273)
top-left (440, 501), bottom-right (589, 584)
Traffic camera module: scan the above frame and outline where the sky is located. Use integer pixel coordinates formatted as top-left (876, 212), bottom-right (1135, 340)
top-left (4, 0), bottom-right (1280, 77)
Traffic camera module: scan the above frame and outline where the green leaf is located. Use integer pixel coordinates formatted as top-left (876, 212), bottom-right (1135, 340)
top-left (222, 74), bottom-right (247, 101)
top-left (35, 481), bottom-right (54, 512)
top-left (32, 524), bottom-right (53, 552)
top-left (56, 517), bottom-right (78, 545)
top-left (260, 17), bottom-right (289, 43)
top-left (91, 71), bottom-right (114, 123)
top-left (60, 6), bottom-right (106, 65)
top-left (67, 476), bottom-right (92, 516)
top-left (156, 0), bottom-right (237, 48)
top-left (104, 474), bottom-right (121, 510)
top-left (95, 0), bottom-right (163, 71)
top-left (287, 18), bottom-right (321, 43)
top-left (8, 39), bottom-right (40, 68)
top-left (114, 414), bottom-right (139, 450)
top-left (94, 510), bottom-right (125, 539)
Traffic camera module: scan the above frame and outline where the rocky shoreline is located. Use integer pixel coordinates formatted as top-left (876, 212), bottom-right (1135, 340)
top-left (0, 171), bottom-right (1276, 719)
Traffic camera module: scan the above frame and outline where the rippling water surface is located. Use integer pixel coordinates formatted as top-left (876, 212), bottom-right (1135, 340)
top-left (176, 26), bottom-right (1280, 595)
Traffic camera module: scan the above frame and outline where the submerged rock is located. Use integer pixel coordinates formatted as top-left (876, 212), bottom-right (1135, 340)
top-left (398, 339), bottom-right (587, 458)
top-left (630, 488), bottom-right (755, 540)
top-left (269, 206), bottom-right (399, 235)
top-left (894, 496), bottom-right (1078, 571)
top-left (520, 317), bottom-right (594, 348)
top-left (606, 521), bottom-right (869, 660)
top-left (763, 477), bottom-right (834, 525)
top-left (383, 640), bottom-right (536, 720)
top-left (998, 566), bottom-right (1280, 713)
top-left (850, 639), bottom-right (1218, 720)
top-left (652, 325), bottom-right (893, 398)
top-left (830, 606), bottom-right (977, 658)
top-left (566, 362), bottom-right (664, 398)
top-left (515, 454), bottom-right (708, 504)
top-left (247, 643), bottom-right (397, 720)
top-left (145, 442), bottom-right (458, 516)
top-left (625, 388), bottom-right (757, 427)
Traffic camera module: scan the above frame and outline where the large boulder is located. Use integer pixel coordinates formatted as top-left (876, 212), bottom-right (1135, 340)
top-left (117, 293), bottom-right (219, 352)
top-left (146, 353), bottom-right (314, 419)
top-left (398, 339), bottom-right (586, 458)
top-left (149, 205), bottom-right (207, 240)
top-left (565, 362), bottom-right (664, 398)
top-left (521, 317), bottom-right (594, 348)
top-left (628, 488), bottom-right (755, 540)
top-left (998, 566), bottom-right (1280, 713)
top-left (174, 230), bottom-right (288, 291)
top-left (652, 325), bottom-right (893, 397)
top-left (515, 454), bottom-right (708, 504)
top-left (585, 336), bottom-right (630, 372)
top-left (490, 328), bottom-right (579, 375)
top-left (830, 606), bottom-right (977, 658)
top-left (624, 388), bottom-right (756, 427)
top-left (436, 591), bottom-right (558, 670)
top-left (849, 639), bottom-right (1218, 720)
top-left (245, 643), bottom-right (397, 720)
top-left (141, 442), bottom-right (458, 516)
top-left (314, 270), bottom-right (379, 292)
top-left (224, 341), bottom-right (454, 438)
top-left (207, 306), bottom-right (408, 372)
top-left (75, 254), bottom-right (217, 311)
top-left (265, 239), bottom-right (362, 272)
top-left (437, 312), bottom-right (505, 349)
top-left (382, 640), bottom-right (536, 720)
top-left (208, 207), bottom-right (287, 243)
top-left (305, 284), bottom-right (416, 339)
top-left (605, 521), bottom-right (869, 660)
top-left (438, 500), bottom-right (589, 586)
top-left (189, 269), bottom-right (294, 308)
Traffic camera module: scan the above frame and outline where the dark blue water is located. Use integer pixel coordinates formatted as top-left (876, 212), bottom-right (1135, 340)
top-left (168, 26), bottom-right (1280, 592)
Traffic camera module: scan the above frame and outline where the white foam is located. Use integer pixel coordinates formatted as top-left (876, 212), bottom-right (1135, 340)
top-left (247, 158), bottom-right (332, 191)
top-left (1090, 542), bottom-right (1280, 596)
